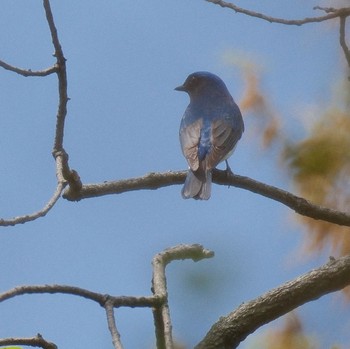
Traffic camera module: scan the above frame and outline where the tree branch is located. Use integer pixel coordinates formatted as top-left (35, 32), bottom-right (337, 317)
top-left (43, 0), bottom-right (82, 198)
top-left (195, 254), bottom-right (350, 349)
top-left (0, 245), bottom-right (213, 349)
top-left (151, 245), bottom-right (214, 349)
top-left (0, 181), bottom-right (66, 227)
top-left (43, 0), bottom-right (68, 154)
top-left (62, 170), bottom-right (350, 228)
top-left (339, 15), bottom-right (350, 72)
top-left (0, 60), bottom-right (57, 77)
top-left (105, 299), bottom-right (124, 349)
top-left (206, 2), bottom-right (350, 71)
top-left (206, 1), bottom-right (350, 26)
top-left (0, 1), bottom-right (82, 226)
top-left (0, 334), bottom-right (57, 349)
top-left (0, 152), bottom-right (70, 226)
top-left (0, 284), bottom-right (156, 308)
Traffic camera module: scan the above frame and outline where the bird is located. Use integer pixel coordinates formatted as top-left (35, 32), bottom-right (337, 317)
top-left (175, 71), bottom-right (244, 200)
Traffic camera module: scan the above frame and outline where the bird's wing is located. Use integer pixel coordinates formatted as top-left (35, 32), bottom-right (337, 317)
top-left (179, 118), bottom-right (202, 171)
top-left (206, 115), bottom-right (241, 169)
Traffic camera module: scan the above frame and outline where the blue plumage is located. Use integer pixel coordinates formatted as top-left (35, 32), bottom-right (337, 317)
top-left (175, 71), bottom-right (244, 200)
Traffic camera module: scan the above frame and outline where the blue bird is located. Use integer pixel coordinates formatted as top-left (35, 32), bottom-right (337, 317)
top-left (175, 71), bottom-right (244, 200)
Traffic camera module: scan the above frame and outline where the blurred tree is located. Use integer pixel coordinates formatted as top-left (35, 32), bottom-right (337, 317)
top-left (252, 312), bottom-right (317, 349)
top-left (283, 75), bottom-right (350, 258)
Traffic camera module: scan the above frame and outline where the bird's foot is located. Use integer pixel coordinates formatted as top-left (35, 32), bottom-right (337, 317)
top-left (225, 160), bottom-right (234, 177)
top-left (225, 160), bottom-right (234, 188)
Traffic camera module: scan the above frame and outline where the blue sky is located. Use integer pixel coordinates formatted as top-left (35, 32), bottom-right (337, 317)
top-left (0, 1), bottom-right (348, 348)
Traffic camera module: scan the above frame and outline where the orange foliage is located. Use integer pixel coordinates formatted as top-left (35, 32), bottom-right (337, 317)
top-left (255, 312), bottom-right (316, 349)
top-left (283, 104), bottom-right (350, 297)
top-left (223, 50), bottom-right (280, 147)
top-left (284, 110), bottom-right (350, 255)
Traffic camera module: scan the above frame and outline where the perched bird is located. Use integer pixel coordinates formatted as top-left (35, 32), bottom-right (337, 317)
top-left (175, 71), bottom-right (244, 200)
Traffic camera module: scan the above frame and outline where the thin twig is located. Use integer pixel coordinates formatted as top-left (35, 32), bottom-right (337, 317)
top-left (0, 181), bottom-right (66, 226)
top-left (105, 299), bottom-right (124, 349)
top-left (206, 1), bottom-right (350, 26)
top-left (62, 170), bottom-right (350, 228)
top-left (313, 6), bottom-right (338, 14)
top-left (195, 254), bottom-right (350, 349)
top-left (0, 60), bottom-right (58, 76)
top-left (0, 284), bottom-right (157, 308)
top-left (0, 334), bottom-right (57, 349)
top-left (206, 1), bottom-right (350, 71)
top-left (151, 245), bottom-right (214, 349)
top-left (0, 151), bottom-right (68, 226)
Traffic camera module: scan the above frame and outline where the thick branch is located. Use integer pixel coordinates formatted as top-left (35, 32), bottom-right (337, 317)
top-left (195, 255), bottom-right (350, 349)
top-left (206, 1), bottom-right (350, 26)
top-left (62, 170), bottom-right (350, 228)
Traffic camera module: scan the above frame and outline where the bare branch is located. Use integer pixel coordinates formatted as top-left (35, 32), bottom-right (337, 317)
top-left (151, 245), bottom-right (214, 349)
top-left (0, 284), bottom-right (156, 308)
top-left (0, 245), bottom-right (213, 349)
top-left (0, 334), bottom-right (57, 349)
top-left (105, 299), bottom-right (124, 349)
top-left (206, 1), bottom-right (350, 26)
top-left (42, 0), bottom-right (82, 195)
top-left (43, 0), bottom-right (68, 154)
top-left (206, 2), bottom-right (350, 71)
top-left (195, 254), bottom-right (350, 349)
top-left (0, 1), bottom-right (79, 226)
top-left (62, 170), bottom-right (350, 228)
top-left (2, 246), bottom-right (349, 349)
top-left (314, 6), bottom-right (338, 14)
top-left (0, 60), bottom-right (57, 77)
top-left (0, 152), bottom-right (70, 226)
top-left (339, 15), bottom-right (350, 72)
top-left (0, 181), bottom-right (66, 226)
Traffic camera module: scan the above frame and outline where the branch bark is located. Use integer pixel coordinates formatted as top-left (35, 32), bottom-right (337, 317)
top-left (62, 170), bottom-right (350, 228)
top-left (339, 15), bottom-right (350, 72)
top-left (105, 299), bottom-right (124, 349)
top-left (151, 245), bottom-right (214, 349)
top-left (0, 60), bottom-right (57, 76)
top-left (195, 255), bottom-right (350, 349)
top-left (0, 334), bottom-right (57, 349)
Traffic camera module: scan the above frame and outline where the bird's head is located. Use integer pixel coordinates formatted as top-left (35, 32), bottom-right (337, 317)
top-left (175, 71), bottom-right (230, 101)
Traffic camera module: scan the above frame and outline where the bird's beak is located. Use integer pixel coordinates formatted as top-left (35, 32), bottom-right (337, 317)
top-left (175, 84), bottom-right (186, 92)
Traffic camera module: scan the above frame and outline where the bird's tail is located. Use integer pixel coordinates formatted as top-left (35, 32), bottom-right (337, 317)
top-left (181, 169), bottom-right (212, 200)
